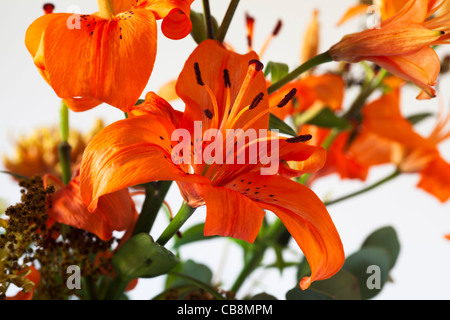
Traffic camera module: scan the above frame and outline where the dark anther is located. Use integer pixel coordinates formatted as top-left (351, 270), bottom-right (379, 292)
top-left (204, 109), bottom-right (213, 120)
top-left (223, 69), bottom-right (231, 88)
top-left (277, 88), bottom-right (297, 108)
top-left (43, 3), bottom-right (55, 14)
top-left (272, 20), bottom-right (283, 36)
top-left (286, 134), bottom-right (313, 143)
top-left (194, 62), bottom-right (204, 86)
top-left (249, 59), bottom-right (264, 72)
top-left (249, 92), bottom-right (264, 110)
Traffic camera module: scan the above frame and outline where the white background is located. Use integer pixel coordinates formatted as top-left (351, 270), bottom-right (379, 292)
top-left (1, 0), bottom-right (450, 300)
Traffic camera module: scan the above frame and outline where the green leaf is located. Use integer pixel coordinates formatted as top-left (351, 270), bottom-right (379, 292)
top-left (190, 10), bottom-right (219, 44)
top-left (112, 233), bottom-right (179, 281)
top-left (173, 223), bottom-right (218, 249)
top-left (307, 107), bottom-right (350, 130)
top-left (407, 112), bottom-right (434, 125)
top-left (165, 260), bottom-right (213, 289)
top-left (342, 247), bottom-right (391, 300)
top-left (269, 113), bottom-right (297, 136)
top-left (292, 258), bottom-right (361, 300)
top-left (264, 62), bottom-right (290, 83)
top-left (361, 226), bottom-right (400, 269)
top-left (307, 270), bottom-right (361, 300)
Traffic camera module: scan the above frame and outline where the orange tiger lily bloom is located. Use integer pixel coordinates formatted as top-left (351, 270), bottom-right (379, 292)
top-left (25, 0), bottom-right (194, 112)
top-left (330, 0), bottom-right (450, 99)
top-left (349, 88), bottom-right (450, 202)
top-left (80, 40), bottom-right (344, 290)
top-left (44, 170), bottom-right (138, 241)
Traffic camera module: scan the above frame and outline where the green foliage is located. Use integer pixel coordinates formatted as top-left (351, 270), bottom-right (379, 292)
top-left (112, 233), bottom-right (179, 281)
top-left (190, 10), bottom-right (219, 44)
top-left (287, 226), bottom-right (400, 300)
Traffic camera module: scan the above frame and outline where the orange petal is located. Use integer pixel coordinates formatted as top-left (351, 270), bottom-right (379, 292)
top-left (108, 0), bottom-right (194, 39)
top-left (370, 47), bottom-right (440, 99)
top-left (176, 39), bottom-right (269, 132)
top-left (129, 91), bottom-right (183, 127)
top-left (50, 174), bottom-right (138, 240)
top-left (225, 173), bottom-right (345, 289)
top-left (337, 3), bottom-right (370, 26)
top-left (362, 88), bottom-right (436, 150)
top-left (417, 155), bottom-right (450, 202)
top-left (80, 114), bottom-right (209, 211)
top-left (26, 10), bottom-right (157, 112)
top-left (195, 183), bottom-right (266, 243)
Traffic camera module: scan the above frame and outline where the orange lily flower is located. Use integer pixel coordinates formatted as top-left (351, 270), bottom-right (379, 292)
top-left (330, 0), bottom-right (450, 99)
top-left (25, 0), bottom-right (194, 112)
top-left (80, 40), bottom-right (344, 290)
top-left (349, 88), bottom-right (450, 202)
top-left (45, 170), bottom-right (138, 241)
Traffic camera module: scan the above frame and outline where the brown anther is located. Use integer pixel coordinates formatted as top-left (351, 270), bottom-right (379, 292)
top-left (194, 62), bottom-right (204, 86)
top-left (285, 134), bottom-right (313, 143)
top-left (277, 88), bottom-right (297, 108)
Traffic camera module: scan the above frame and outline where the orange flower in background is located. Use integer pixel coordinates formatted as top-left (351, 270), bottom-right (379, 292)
top-left (44, 170), bottom-right (138, 241)
top-left (80, 40), bottom-right (345, 290)
top-left (296, 125), bottom-right (370, 183)
top-left (349, 88), bottom-right (450, 202)
top-left (330, 0), bottom-right (450, 99)
top-left (269, 74), bottom-right (345, 121)
top-left (25, 0), bottom-right (194, 112)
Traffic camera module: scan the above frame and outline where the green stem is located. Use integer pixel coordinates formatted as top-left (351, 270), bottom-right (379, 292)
top-left (58, 102), bottom-right (71, 185)
top-left (324, 169), bottom-right (401, 207)
top-left (267, 51), bottom-right (333, 95)
top-left (202, 0), bottom-right (214, 40)
top-left (156, 202), bottom-right (196, 246)
top-left (343, 68), bottom-right (388, 121)
top-left (215, 0), bottom-right (240, 43)
top-left (104, 276), bottom-right (128, 300)
top-left (230, 219), bottom-right (284, 294)
top-left (132, 181), bottom-right (172, 236)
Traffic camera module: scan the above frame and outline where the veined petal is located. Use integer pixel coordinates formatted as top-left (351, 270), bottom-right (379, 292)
top-left (195, 183), bottom-right (266, 243)
top-left (225, 173), bottom-right (344, 289)
top-left (80, 115), bottom-right (208, 212)
top-left (49, 175), bottom-right (138, 240)
top-left (417, 155), bottom-right (450, 202)
top-left (26, 10), bottom-right (157, 112)
top-left (370, 47), bottom-right (440, 99)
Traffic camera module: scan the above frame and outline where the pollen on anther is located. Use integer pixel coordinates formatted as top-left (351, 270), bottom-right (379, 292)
top-left (223, 69), bottom-right (231, 88)
top-left (249, 92), bottom-right (264, 110)
top-left (204, 109), bottom-right (213, 120)
top-left (248, 59), bottom-right (264, 72)
top-left (43, 3), bottom-right (55, 14)
top-left (277, 88), bottom-right (297, 108)
top-left (286, 134), bottom-right (313, 143)
top-left (194, 62), bottom-right (204, 86)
